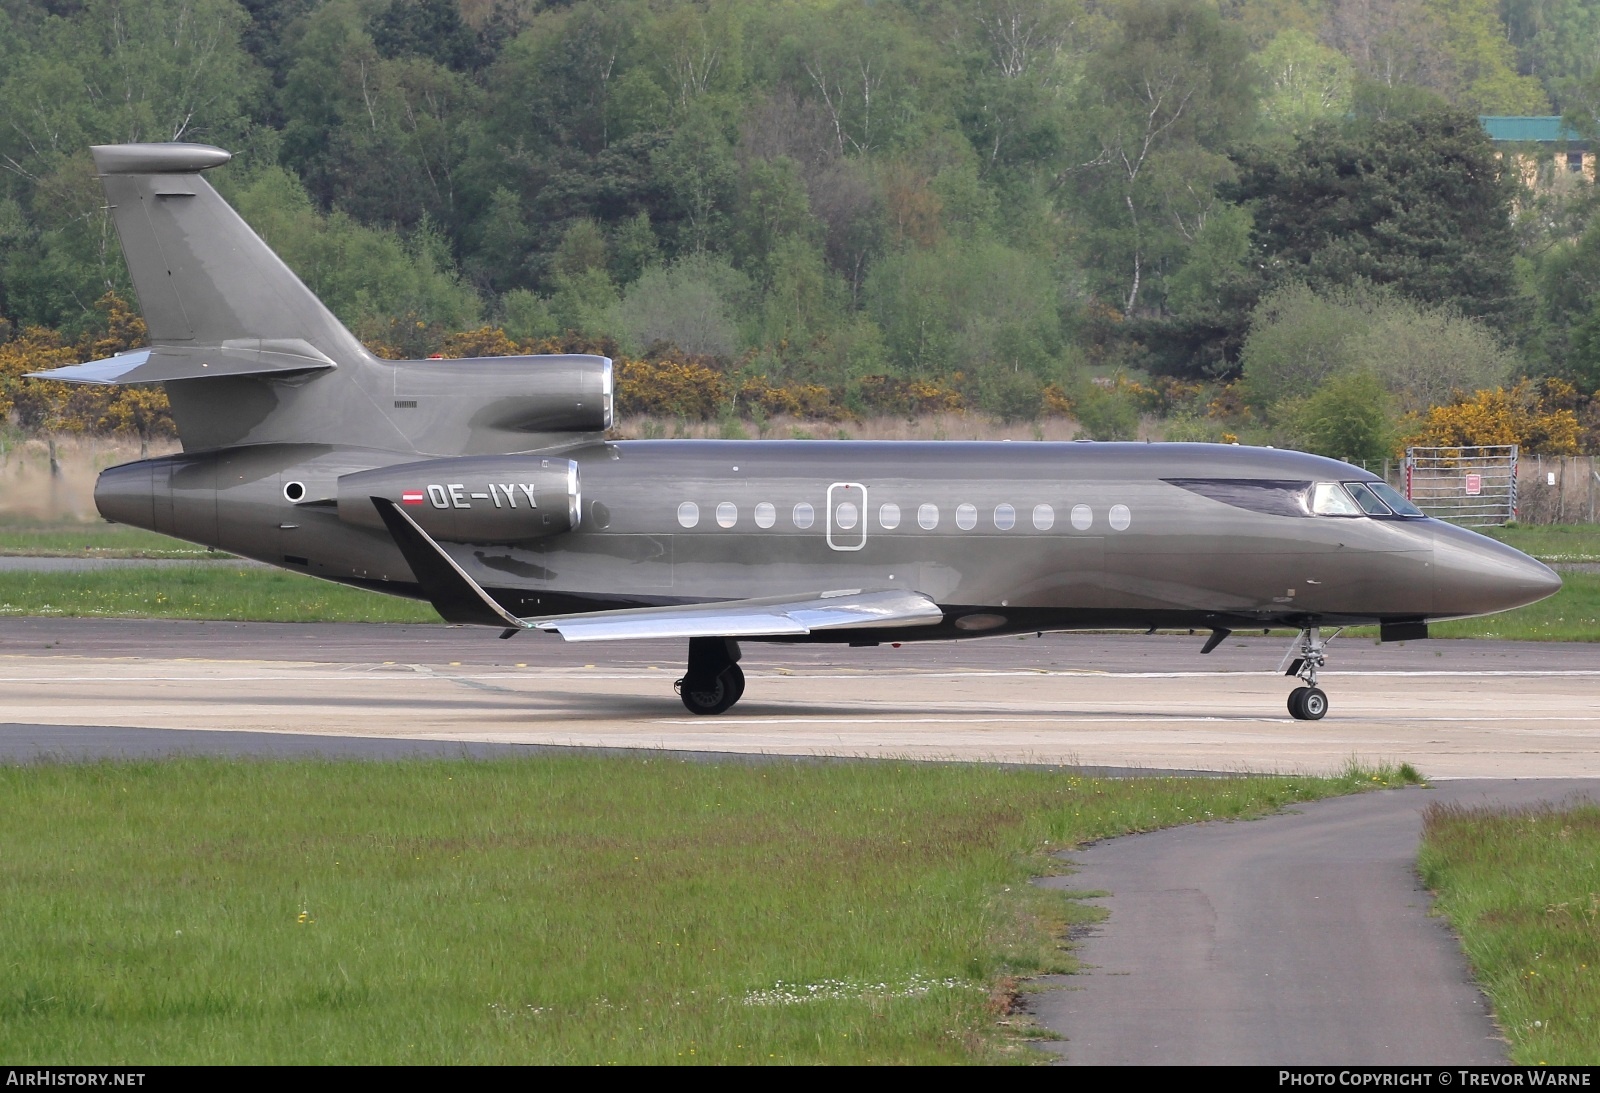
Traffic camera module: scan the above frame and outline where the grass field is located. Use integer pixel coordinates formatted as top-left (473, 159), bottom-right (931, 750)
top-left (0, 521), bottom-right (213, 559)
top-left (1419, 803), bottom-right (1600, 1065)
top-left (0, 757), bottom-right (1412, 1065)
top-left (1482, 524), bottom-right (1600, 564)
top-left (0, 565), bottom-right (436, 623)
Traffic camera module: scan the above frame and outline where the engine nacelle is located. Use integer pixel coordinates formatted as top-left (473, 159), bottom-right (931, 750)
top-left (337, 455), bottom-right (580, 543)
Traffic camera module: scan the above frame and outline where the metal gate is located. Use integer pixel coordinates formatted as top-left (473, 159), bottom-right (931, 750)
top-left (1404, 445), bottom-right (1518, 526)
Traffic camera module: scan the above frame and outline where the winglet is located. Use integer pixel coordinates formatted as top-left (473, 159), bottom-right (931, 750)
top-left (370, 497), bottom-right (530, 630)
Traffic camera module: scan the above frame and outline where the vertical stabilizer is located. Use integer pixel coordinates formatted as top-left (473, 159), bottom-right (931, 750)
top-left (91, 143), bottom-right (367, 363)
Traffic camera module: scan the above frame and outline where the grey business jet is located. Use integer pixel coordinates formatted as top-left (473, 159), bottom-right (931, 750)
top-left (38, 143), bottom-right (1561, 721)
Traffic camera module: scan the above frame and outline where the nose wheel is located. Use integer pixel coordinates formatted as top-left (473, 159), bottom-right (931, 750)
top-left (1287, 685), bottom-right (1327, 720)
top-left (1280, 626), bottom-right (1340, 721)
top-left (674, 637), bottom-right (745, 715)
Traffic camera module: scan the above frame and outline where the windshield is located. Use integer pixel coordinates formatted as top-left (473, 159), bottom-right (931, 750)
top-left (1366, 480), bottom-right (1426, 517)
top-left (1344, 481), bottom-right (1392, 516)
top-left (1310, 481), bottom-right (1362, 516)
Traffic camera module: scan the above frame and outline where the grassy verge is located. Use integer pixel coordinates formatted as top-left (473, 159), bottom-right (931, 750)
top-left (0, 521), bottom-right (216, 558)
top-left (1481, 524), bottom-right (1600, 565)
top-left (1419, 803), bottom-right (1600, 1065)
top-left (0, 757), bottom-right (1415, 1064)
top-left (0, 566), bottom-right (436, 623)
top-left (1426, 571), bottom-right (1600, 641)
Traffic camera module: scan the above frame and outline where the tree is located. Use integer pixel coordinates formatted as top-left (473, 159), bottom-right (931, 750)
top-left (1256, 30), bottom-right (1354, 133)
top-left (1288, 369), bottom-right (1394, 464)
top-left (1068, 0), bottom-right (1257, 314)
top-left (1241, 281), bottom-right (1515, 415)
top-left (1228, 109), bottom-right (1526, 336)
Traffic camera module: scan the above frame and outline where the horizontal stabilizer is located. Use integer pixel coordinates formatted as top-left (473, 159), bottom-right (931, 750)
top-left (534, 589), bottom-right (944, 642)
top-left (29, 340), bottom-right (336, 386)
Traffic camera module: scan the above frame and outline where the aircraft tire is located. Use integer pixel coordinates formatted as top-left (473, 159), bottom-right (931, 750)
top-left (1300, 687), bottom-right (1328, 720)
top-left (679, 670), bottom-right (740, 716)
top-left (1287, 686), bottom-right (1309, 719)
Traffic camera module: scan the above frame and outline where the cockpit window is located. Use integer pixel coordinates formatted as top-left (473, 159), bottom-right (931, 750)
top-left (1165, 479), bottom-right (1311, 517)
top-left (1344, 481), bottom-right (1392, 516)
top-left (1366, 481), bottom-right (1425, 517)
top-left (1310, 481), bottom-right (1363, 516)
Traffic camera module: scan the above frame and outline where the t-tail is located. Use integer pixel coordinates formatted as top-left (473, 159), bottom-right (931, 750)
top-left (34, 143), bottom-right (612, 457)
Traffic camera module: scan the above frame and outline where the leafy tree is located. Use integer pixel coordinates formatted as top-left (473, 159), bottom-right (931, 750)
top-left (1068, 0), bottom-right (1257, 315)
top-left (1287, 368), bottom-right (1394, 463)
top-left (1242, 281), bottom-right (1514, 415)
top-left (1256, 30), bottom-right (1353, 133)
top-left (866, 237), bottom-right (1064, 378)
top-left (1229, 109), bottom-right (1526, 336)
top-left (616, 253), bottom-right (747, 358)
top-left (370, 0), bottom-right (482, 72)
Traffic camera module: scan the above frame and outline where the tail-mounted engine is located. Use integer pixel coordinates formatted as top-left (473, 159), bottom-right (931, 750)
top-left (337, 455), bottom-right (580, 543)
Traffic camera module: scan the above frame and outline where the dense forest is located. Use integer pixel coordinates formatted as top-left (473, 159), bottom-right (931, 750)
top-left (3, 0), bottom-right (1600, 458)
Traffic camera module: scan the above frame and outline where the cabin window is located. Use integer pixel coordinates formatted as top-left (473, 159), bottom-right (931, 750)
top-left (1365, 481), bottom-right (1425, 517)
top-left (677, 501), bottom-right (699, 528)
top-left (754, 502), bottom-right (776, 528)
top-left (1109, 504), bottom-right (1131, 530)
top-left (1033, 504), bottom-right (1055, 530)
top-left (793, 502), bottom-right (815, 529)
top-left (994, 503), bottom-right (1016, 530)
top-left (716, 501), bottom-right (738, 528)
top-left (917, 503), bottom-right (939, 529)
top-left (1569, 151), bottom-right (1585, 173)
top-left (1071, 504), bottom-right (1093, 530)
top-left (835, 502), bottom-right (859, 530)
top-left (1310, 481), bottom-right (1363, 516)
top-left (955, 503), bottom-right (978, 530)
top-left (879, 502), bottom-right (901, 530)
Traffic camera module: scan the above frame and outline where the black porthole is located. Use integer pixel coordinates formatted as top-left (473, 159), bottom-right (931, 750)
top-left (283, 481), bottom-right (306, 502)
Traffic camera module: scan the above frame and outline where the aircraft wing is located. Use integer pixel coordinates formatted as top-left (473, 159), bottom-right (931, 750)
top-left (370, 496), bottom-right (944, 639)
top-left (531, 588), bottom-right (943, 641)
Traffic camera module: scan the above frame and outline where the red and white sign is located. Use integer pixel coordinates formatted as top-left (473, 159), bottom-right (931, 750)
top-left (401, 490), bottom-right (424, 505)
top-left (1464, 473), bottom-right (1482, 496)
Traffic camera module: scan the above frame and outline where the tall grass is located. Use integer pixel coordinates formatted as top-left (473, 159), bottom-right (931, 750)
top-left (0, 758), bottom-right (1401, 1064)
top-left (1420, 803), bottom-right (1600, 1064)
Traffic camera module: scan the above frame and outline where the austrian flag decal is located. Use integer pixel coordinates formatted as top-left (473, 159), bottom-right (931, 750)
top-left (401, 490), bottom-right (424, 505)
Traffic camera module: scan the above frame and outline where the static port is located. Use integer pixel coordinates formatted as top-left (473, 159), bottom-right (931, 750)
top-left (283, 481), bottom-right (306, 502)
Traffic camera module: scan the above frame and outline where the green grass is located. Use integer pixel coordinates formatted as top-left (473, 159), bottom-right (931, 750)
top-left (1481, 523), bottom-right (1600, 565)
top-left (1427, 571), bottom-right (1600, 641)
top-left (1419, 803), bottom-right (1600, 1064)
top-left (0, 521), bottom-right (215, 558)
top-left (0, 566), bottom-right (436, 623)
top-left (0, 757), bottom-right (1415, 1064)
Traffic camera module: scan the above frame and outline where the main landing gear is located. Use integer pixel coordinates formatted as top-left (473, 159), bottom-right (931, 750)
top-left (675, 637), bottom-right (745, 715)
top-left (1279, 626), bottom-right (1341, 721)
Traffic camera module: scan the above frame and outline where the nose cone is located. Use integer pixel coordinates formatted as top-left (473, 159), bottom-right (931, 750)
top-left (94, 461), bottom-right (157, 531)
top-left (1431, 521), bottom-right (1562, 619)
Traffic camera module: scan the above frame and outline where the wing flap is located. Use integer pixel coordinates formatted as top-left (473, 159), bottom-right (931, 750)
top-left (27, 340), bottom-right (336, 386)
top-left (533, 589), bottom-right (944, 642)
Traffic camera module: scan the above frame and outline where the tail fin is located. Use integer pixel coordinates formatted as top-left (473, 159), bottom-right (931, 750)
top-left (91, 143), bottom-right (366, 364)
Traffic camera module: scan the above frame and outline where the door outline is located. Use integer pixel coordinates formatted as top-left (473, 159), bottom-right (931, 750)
top-left (827, 482), bottom-right (867, 551)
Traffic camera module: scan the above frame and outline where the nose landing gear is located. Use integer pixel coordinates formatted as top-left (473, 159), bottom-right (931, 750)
top-left (675, 637), bottom-right (745, 715)
top-left (1279, 626), bottom-right (1341, 721)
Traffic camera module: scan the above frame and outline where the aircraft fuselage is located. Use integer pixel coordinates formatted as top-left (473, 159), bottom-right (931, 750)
top-left (94, 438), bottom-right (1558, 642)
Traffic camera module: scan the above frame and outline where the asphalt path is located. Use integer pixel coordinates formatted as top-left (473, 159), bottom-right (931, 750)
top-left (1032, 778), bottom-right (1600, 1065)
